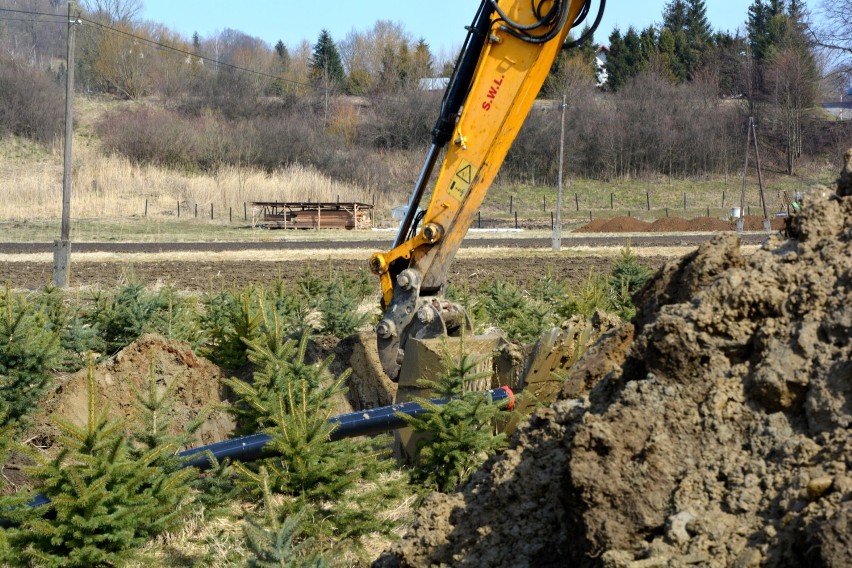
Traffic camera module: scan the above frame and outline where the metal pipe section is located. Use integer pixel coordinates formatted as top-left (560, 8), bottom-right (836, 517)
top-left (179, 386), bottom-right (514, 470)
top-left (5, 386), bottom-right (515, 521)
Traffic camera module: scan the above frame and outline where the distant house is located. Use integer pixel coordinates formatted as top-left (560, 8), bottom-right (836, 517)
top-left (595, 46), bottom-right (609, 88)
top-left (418, 77), bottom-right (450, 91)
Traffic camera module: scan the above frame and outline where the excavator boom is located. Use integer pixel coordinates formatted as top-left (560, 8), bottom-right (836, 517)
top-left (370, 0), bottom-right (603, 379)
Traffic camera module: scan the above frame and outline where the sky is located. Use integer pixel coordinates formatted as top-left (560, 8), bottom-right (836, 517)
top-left (141, 0), bottom-right (753, 61)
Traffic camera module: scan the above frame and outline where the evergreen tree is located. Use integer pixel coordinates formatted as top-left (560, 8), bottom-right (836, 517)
top-left (403, 338), bottom-right (510, 493)
top-left (310, 29), bottom-right (345, 88)
top-left (412, 38), bottom-right (434, 81)
top-left (88, 282), bottom-right (167, 355)
top-left (662, 0), bottom-right (713, 80)
top-left (7, 360), bottom-right (196, 567)
top-left (275, 39), bottom-right (289, 66)
top-left (604, 28), bottom-right (629, 90)
top-left (663, 0), bottom-right (689, 32)
top-left (226, 329), bottom-right (402, 547)
top-left (0, 288), bottom-right (61, 428)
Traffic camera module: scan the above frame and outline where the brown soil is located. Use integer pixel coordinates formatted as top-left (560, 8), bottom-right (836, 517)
top-left (575, 215), bottom-right (786, 233)
top-left (375, 171), bottom-right (852, 566)
top-left (28, 334), bottom-right (236, 454)
top-left (0, 257), bottom-right (630, 293)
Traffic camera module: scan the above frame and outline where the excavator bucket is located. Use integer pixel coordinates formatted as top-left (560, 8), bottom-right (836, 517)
top-left (390, 312), bottom-right (620, 460)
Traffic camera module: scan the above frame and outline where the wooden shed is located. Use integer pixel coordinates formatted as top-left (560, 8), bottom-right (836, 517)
top-left (251, 201), bottom-right (373, 230)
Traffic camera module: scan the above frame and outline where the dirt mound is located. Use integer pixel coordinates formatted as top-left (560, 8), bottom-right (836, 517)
top-left (30, 334), bottom-right (236, 451)
top-left (376, 166), bottom-right (851, 567)
top-left (575, 215), bottom-right (785, 233)
top-left (575, 216), bottom-right (650, 233)
top-left (740, 214), bottom-right (787, 232)
top-left (649, 216), bottom-right (732, 232)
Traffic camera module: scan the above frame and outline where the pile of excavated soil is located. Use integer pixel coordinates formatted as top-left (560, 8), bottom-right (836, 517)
top-left (649, 216), bottom-right (733, 232)
top-left (29, 334), bottom-right (236, 452)
top-left (574, 215), bottom-right (785, 233)
top-left (376, 160), bottom-right (851, 567)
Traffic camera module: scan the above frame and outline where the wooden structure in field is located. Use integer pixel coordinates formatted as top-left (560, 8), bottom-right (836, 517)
top-left (252, 201), bottom-right (373, 230)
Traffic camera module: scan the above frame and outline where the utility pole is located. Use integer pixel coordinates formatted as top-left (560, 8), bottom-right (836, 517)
top-left (552, 95), bottom-right (567, 251)
top-left (53, 1), bottom-right (79, 288)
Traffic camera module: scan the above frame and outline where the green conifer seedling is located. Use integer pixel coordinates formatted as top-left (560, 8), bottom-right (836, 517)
top-left (8, 358), bottom-right (196, 567)
top-left (403, 337), bottom-right (509, 493)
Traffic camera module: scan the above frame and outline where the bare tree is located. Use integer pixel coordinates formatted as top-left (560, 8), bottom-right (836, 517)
top-left (812, 0), bottom-right (851, 80)
top-left (766, 48), bottom-right (819, 174)
top-left (82, 0), bottom-right (143, 24)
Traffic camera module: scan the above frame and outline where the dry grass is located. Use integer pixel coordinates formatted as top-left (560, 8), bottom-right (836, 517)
top-left (0, 135), bottom-right (379, 222)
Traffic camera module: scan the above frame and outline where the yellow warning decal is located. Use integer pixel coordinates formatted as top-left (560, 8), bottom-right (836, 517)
top-left (447, 160), bottom-right (477, 201)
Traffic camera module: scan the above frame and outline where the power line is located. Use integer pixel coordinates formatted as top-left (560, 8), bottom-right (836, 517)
top-left (0, 16), bottom-right (66, 24)
top-left (0, 7), bottom-right (66, 18)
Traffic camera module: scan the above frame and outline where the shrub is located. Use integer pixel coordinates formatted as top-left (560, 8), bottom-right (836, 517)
top-left (0, 288), bottom-right (61, 428)
top-left (0, 59), bottom-right (63, 144)
top-left (5, 361), bottom-right (197, 567)
top-left (225, 328), bottom-right (402, 549)
top-left (479, 279), bottom-right (556, 343)
top-left (87, 282), bottom-right (166, 355)
top-left (403, 338), bottom-right (510, 493)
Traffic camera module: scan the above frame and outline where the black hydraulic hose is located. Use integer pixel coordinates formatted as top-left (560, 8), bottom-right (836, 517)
top-left (563, 0), bottom-right (606, 49)
top-left (393, 0), bottom-right (495, 250)
top-left (3, 387), bottom-right (515, 524)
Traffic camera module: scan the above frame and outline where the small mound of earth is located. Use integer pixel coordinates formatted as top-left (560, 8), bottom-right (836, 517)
top-left (575, 215), bottom-right (786, 233)
top-left (649, 216), bottom-right (732, 232)
top-left (575, 216), bottom-right (649, 233)
top-left (29, 334), bottom-right (236, 452)
top-left (376, 157), bottom-right (852, 567)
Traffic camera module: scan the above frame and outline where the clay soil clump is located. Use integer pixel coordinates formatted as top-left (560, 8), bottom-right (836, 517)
top-left (376, 163), bottom-right (851, 567)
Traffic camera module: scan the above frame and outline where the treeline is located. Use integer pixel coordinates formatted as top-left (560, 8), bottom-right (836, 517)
top-left (0, 0), bottom-right (848, 192)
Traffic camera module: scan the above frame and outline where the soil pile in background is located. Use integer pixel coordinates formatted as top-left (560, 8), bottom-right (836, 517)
top-left (30, 334), bottom-right (236, 452)
top-left (575, 215), bottom-right (785, 233)
top-left (376, 160), bottom-right (851, 567)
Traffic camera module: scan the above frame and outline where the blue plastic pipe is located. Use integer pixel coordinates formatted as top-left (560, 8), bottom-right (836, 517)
top-left (178, 386), bottom-right (515, 470)
top-left (2, 386), bottom-right (514, 524)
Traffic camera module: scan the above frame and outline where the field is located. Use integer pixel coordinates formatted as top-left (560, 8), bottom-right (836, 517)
top-left (0, 102), bottom-right (847, 567)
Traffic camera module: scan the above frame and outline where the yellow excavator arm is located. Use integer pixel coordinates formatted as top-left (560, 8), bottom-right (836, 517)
top-left (370, 0), bottom-right (604, 379)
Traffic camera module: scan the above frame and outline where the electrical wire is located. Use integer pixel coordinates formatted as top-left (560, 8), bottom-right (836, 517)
top-left (0, 7), bottom-right (66, 18)
top-left (0, 16), bottom-right (66, 23)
